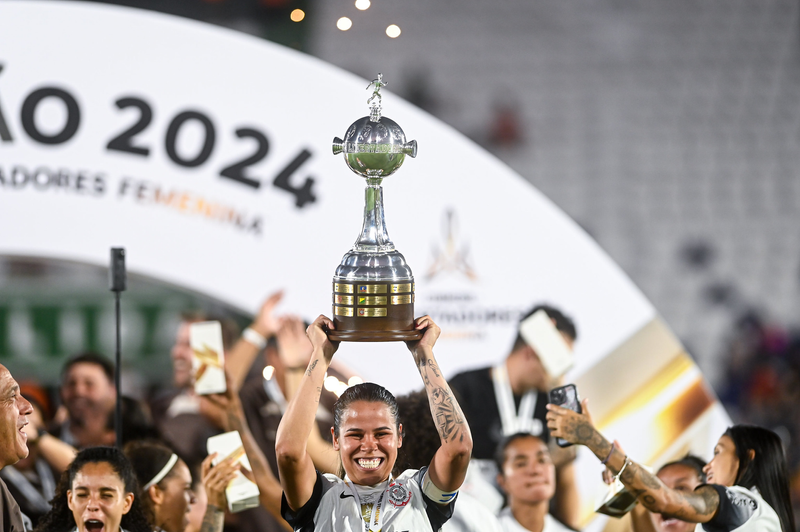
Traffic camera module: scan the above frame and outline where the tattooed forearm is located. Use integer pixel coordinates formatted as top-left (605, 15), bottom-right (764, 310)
top-left (669, 488), bottom-right (718, 521)
top-left (417, 357), bottom-right (433, 386)
top-left (200, 505), bottom-right (225, 532)
top-left (430, 387), bottom-right (464, 443)
top-left (620, 461), bottom-right (719, 522)
top-left (306, 359), bottom-right (318, 376)
top-left (427, 359), bottom-right (440, 377)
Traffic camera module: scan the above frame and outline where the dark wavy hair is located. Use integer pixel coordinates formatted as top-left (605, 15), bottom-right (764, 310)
top-left (393, 390), bottom-right (437, 476)
top-left (658, 454), bottom-right (707, 483)
top-left (34, 446), bottom-right (153, 532)
top-left (124, 440), bottom-right (185, 525)
top-left (724, 425), bottom-right (796, 532)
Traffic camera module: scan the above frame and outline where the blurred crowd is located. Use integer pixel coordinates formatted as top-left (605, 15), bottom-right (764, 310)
top-left (1, 293), bottom-right (798, 532)
top-left (716, 310), bottom-right (800, 527)
top-left (0, 296), bottom-right (586, 532)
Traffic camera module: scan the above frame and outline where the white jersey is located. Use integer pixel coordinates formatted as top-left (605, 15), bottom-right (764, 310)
top-left (281, 467), bottom-right (454, 532)
top-left (695, 485), bottom-right (782, 532)
top-left (443, 490), bottom-right (503, 532)
top-left (498, 507), bottom-right (573, 532)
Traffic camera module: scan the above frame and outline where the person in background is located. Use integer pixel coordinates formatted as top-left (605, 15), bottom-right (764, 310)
top-left (0, 392), bottom-right (76, 527)
top-left (628, 455), bottom-right (706, 532)
top-left (125, 440), bottom-right (242, 532)
top-left (394, 390), bottom-right (504, 532)
top-left (547, 399), bottom-right (796, 532)
top-left (184, 466), bottom-right (209, 532)
top-left (238, 315), bottom-right (340, 476)
top-left (449, 305), bottom-right (579, 527)
top-left (149, 311), bottom-right (241, 466)
top-left (203, 375), bottom-right (290, 532)
top-left (125, 441), bottom-right (196, 532)
top-left (495, 433), bottom-right (574, 532)
top-left (51, 353), bottom-right (117, 449)
top-left (0, 363), bottom-right (35, 531)
top-left (34, 446), bottom-right (152, 532)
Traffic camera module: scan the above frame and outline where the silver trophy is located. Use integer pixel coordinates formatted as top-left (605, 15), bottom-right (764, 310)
top-left (329, 74), bottom-right (421, 341)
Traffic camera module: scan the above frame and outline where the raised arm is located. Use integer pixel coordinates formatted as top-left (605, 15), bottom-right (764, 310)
top-left (546, 401), bottom-right (719, 523)
top-left (226, 291), bottom-right (283, 391)
top-left (202, 381), bottom-right (289, 529)
top-left (24, 413), bottom-right (76, 473)
top-left (276, 317), bottom-right (339, 474)
top-left (406, 316), bottom-right (473, 493)
top-left (275, 315), bottom-right (338, 511)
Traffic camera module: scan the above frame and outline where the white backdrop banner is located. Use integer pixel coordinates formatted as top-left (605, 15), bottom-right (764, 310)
top-left (0, 0), bottom-right (655, 386)
top-left (0, 3), bottom-right (728, 528)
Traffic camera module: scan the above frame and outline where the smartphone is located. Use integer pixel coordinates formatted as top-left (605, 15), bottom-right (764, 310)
top-left (548, 383), bottom-right (581, 447)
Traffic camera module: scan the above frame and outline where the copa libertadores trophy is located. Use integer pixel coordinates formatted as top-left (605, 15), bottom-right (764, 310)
top-left (329, 74), bottom-right (422, 341)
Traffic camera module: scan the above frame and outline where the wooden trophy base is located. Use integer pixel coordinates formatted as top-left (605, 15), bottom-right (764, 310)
top-left (330, 279), bottom-right (422, 342)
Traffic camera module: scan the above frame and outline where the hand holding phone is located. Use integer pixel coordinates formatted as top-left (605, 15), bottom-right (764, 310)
top-left (548, 384), bottom-right (581, 447)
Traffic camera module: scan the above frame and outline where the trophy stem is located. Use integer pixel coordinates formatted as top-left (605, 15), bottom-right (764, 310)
top-left (353, 178), bottom-right (395, 253)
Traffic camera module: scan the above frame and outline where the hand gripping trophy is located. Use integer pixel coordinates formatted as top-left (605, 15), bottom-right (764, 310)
top-left (329, 74), bottom-right (421, 341)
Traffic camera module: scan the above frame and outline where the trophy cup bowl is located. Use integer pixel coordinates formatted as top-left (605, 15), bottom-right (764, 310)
top-left (328, 75), bottom-right (422, 342)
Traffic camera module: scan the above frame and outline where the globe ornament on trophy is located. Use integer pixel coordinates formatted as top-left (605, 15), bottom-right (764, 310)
top-left (329, 74), bottom-right (422, 341)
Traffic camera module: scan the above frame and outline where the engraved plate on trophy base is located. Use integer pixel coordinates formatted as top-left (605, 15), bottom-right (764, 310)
top-left (329, 280), bottom-right (422, 342)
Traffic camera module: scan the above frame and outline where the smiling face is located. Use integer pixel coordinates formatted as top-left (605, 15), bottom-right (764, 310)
top-left (332, 400), bottom-right (402, 486)
top-left (497, 435), bottom-right (555, 506)
top-left (61, 362), bottom-right (115, 422)
top-left (151, 460), bottom-right (195, 532)
top-left (704, 435), bottom-right (739, 487)
top-left (652, 463), bottom-right (704, 532)
top-left (0, 365), bottom-right (34, 468)
top-left (68, 461), bottom-right (134, 532)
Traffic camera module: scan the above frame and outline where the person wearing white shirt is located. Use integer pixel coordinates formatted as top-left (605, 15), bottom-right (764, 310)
top-left (496, 433), bottom-right (574, 532)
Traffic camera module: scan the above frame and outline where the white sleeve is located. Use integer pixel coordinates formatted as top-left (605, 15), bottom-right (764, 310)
top-left (421, 468), bottom-right (459, 505)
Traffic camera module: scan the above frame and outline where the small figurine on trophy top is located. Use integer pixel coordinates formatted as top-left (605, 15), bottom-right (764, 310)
top-left (329, 74), bottom-right (421, 342)
top-left (366, 73), bottom-right (387, 121)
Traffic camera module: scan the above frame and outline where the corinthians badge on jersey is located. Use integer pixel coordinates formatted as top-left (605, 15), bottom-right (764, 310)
top-left (387, 482), bottom-right (412, 507)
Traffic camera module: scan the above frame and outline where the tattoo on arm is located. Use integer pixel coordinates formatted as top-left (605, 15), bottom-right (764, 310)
top-left (430, 387), bottom-right (464, 443)
top-left (620, 462), bottom-right (719, 522)
top-left (427, 359), bottom-right (440, 377)
top-left (306, 359), bottom-right (318, 376)
top-left (200, 505), bottom-right (225, 532)
top-left (670, 489), bottom-right (718, 521)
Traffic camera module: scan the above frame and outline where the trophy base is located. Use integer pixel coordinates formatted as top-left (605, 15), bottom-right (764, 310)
top-left (331, 279), bottom-right (419, 343)
top-left (328, 329), bottom-right (423, 342)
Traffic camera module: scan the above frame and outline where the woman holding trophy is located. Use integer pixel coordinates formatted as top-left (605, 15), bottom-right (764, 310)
top-left (275, 314), bottom-right (473, 532)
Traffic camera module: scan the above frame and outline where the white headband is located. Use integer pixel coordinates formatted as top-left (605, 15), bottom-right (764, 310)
top-left (143, 454), bottom-right (178, 491)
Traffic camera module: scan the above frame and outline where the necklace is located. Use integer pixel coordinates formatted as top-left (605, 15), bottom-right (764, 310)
top-left (344, 476), bottom-right (391, 532)
top-left (492, 363), bottom-right (542, 436)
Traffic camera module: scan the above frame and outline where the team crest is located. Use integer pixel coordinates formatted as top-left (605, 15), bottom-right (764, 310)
top-left (387, 482), bottom-right (412, 507)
